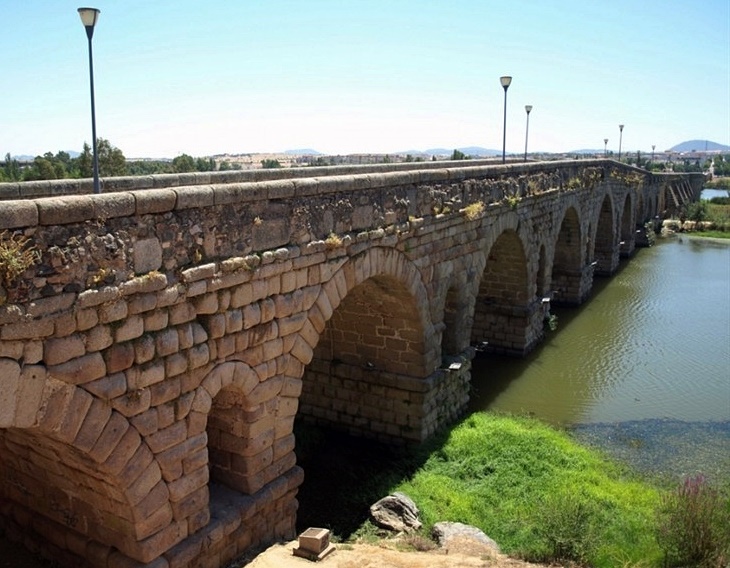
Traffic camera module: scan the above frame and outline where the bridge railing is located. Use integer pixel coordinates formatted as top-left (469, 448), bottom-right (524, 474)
top-left (0, 160), bottom-right (704, 233)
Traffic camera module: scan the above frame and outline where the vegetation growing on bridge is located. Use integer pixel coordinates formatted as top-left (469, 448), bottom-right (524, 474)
top-left (0, 231), bottom-right (39, 304)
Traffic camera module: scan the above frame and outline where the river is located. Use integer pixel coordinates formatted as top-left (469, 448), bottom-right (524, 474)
top-left (469, 234), bottom-right (730, 479)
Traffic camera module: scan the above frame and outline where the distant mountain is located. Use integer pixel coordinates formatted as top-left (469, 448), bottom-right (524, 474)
top-left (422, 146), bottom-right (501, 157)
top-left (284, 149), bottom-right (322, 156)
top-left (670, 140), bottom-right (730, 152)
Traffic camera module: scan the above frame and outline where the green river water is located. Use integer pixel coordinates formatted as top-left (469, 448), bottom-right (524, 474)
top-left (469, 234), bottom-right (730, 479)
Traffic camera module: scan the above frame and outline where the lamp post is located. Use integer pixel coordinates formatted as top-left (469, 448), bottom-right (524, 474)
top-left (78, 7), bottom-right (101, 194)
top-left (603, 138), bottom-right (608, 157)
top-left (500, 76), bottom-right (512, 163)
top-left (523, 105), bottom-right (532, 162)
top-left (651, 145), bottom-right (655, 162)
top-left (618, 124), bottom-right (624, 161)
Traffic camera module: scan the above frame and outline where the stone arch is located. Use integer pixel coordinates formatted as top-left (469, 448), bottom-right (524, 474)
top-left (551, 206), bottom-right (590, 305)
top-left (0, 359), bottom-right (170, 564)
top-left (298, 247), bottom-right (457, 442)
top-left (619, 192), bottom-right (635, 257)
top-left (471, 229), bottom-right (539, 356)
top-left (593, 194), bottom-right (617, 275)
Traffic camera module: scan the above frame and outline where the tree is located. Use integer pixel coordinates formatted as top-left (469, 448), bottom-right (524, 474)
top-left (1, 153), bottom-right (21, 182)
top-left (172, 154), bottom-right (196, 173)
top-left (261, 159), bottom-right (282, 169)
top-left (78, 139), bottom-right (127, 177)
top-left (451, 149), bottom-right (468, 160)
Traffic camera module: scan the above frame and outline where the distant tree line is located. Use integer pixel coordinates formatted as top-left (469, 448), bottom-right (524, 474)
top-left (0, 139), bottom-right (239, 182)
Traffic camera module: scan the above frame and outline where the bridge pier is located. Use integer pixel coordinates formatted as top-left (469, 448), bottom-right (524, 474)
top-left (471, 299), bottom-right (545, 357)
top-left (300, 348), bottom-right (474, 443)
top-left (552, 264), bottom-right (595, 306)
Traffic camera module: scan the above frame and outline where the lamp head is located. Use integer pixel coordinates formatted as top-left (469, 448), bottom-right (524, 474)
top-left (619, 124), bottom-right (624, 131)
top-left (78, 7), bottom-right (100, 27)
top-left (525, 105), bottom-right (532, 114)
top-left (500, 76), bottom-right (512, 90)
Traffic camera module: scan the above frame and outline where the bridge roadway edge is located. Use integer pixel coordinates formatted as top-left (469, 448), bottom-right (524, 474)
top-left (0, 161), bottom-right (703, 566)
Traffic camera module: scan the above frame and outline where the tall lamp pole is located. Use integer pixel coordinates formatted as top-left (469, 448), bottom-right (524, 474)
top-left (651, 145), bottom-right (655, 163)
top-left (618, 124), bottom-right (624, 161)
top-left (500, 76), bottom-right (512, 163)
top-left (78, 7), bottom-right (101, 194)
top-left (523, 105), bottom-right (532, 162)
top-left (604, 138), bottom-right (608, 157)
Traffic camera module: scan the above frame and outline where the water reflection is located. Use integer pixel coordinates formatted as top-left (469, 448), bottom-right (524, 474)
top-left (470, 237), bottom-right (730, 426)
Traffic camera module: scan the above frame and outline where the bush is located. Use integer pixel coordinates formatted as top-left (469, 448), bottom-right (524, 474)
top-left (656, 474), bottom-right (730, 567)
top-left (533, 490), bottom-right (599, 563)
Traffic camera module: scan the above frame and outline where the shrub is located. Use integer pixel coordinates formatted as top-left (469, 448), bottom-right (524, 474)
top-left (533, 490), bottom-right (599, 563)
top-left (462, 201), bottom-right (485, 221)
top-left (655, 474), bottom-right (730, 567)
top-left (0, 231), bottom-right (39, 290)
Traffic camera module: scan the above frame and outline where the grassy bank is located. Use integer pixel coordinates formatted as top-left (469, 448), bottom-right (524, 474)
top-left (304, 413), bottom-right (729, 567)
top-left (392, 413), bottom-right (664, 566)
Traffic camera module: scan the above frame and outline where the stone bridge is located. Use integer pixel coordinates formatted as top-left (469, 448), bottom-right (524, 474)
top-left (0, 160), bottom-right (703, 567)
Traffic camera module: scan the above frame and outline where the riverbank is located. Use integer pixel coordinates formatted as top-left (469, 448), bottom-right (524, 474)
top-left (293, 413), bottom-right (730, 568)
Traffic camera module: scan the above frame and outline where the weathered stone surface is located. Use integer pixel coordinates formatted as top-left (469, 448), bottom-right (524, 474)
top-left (432, 521), bottom-right (501, 554)
top-left (133, 238), bottom-right (163, 274)
top-left (369, 492), bottom-right (422, 533)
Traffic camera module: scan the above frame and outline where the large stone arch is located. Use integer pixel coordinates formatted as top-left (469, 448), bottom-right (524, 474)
top-left (593, 194), bottom-right (618, 275)
top-left (0, 359), bottom-right (171, 564)
top-left (471, 229), bottom-right (541, 356)
top-left (551, 205), bottom-right (592, 305)
top-left (298, 246), bottom-right (468, 442)
top-left (619, 191), bottom-right (635, 257)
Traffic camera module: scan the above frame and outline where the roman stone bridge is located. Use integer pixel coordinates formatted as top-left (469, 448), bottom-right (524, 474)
top-left (0, 160), bottom-right (703, 567)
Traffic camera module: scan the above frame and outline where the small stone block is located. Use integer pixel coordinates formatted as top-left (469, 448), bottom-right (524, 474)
top-left (292, 542), bottom-right (335, 562)
top-left (296, 527), bottom-right (330, 554)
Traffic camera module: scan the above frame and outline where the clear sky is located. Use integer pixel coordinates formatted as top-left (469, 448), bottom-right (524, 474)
top-left (2, 0), bottom-right (729, 159)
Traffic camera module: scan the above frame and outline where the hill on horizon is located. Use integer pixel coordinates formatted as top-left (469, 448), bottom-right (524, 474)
top-left (669, 140), bottom-right (730, 152)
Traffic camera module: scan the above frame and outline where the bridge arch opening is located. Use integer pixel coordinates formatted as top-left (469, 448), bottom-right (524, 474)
top-left (0, 374), bottom-right (166, 564)
top-left (471, 230), bottom-right (541, 356)
top-left (552, 206), bottom-right (589, 305)
top-left (301, 273), bottom-right (430, 440)
top-left (619, 192), bottom-right (634, 257)
top-left (594, 195), bottom-right (617, 275)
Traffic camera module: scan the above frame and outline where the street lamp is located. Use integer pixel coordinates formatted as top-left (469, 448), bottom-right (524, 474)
top-left (618, 124), bottom-right (624, 161)
top-left (500, 76), bottom-right (512, 163)
top-left (78, 7), bottom-right (101, 194)
top-left (604, 138), bottom-right (608, 157)
top-left (651, 145), bottom-right (655, 162)
top-left (523, 105), bottom-right (532, 162)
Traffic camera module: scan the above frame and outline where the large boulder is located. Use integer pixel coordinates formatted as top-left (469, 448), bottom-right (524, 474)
top-left (432, 521), bottom-right (501, 554)
top-left (369, 492), bottom-right (422, 532)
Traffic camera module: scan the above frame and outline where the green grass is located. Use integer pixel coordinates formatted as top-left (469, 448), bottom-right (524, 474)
top-left (393, 413), bottom-right (663, 567)
top-left (693, 230), bottom-right (730, 239)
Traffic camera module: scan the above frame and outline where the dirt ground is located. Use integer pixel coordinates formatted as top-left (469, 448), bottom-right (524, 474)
top-left (240, 537), bottom-right (551, 568)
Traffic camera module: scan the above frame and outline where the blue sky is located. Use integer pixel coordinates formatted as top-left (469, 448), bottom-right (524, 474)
top-left (2, 0), bottom-right (729, 158)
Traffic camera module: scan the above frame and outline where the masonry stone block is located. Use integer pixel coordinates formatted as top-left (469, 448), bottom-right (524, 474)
top-left (48, 352), bottom-right (106, 385)
top-left (133, 238), bottom-right (163, 275)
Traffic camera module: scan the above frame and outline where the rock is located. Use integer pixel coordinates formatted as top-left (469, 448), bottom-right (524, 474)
top-left (369, 492), bottom-right (422, 533)
top-left (432, 521), bottom-right (501, 554)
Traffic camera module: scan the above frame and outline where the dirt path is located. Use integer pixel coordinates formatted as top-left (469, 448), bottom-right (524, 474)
top-left (239, 538), bottom-right (550, 568)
